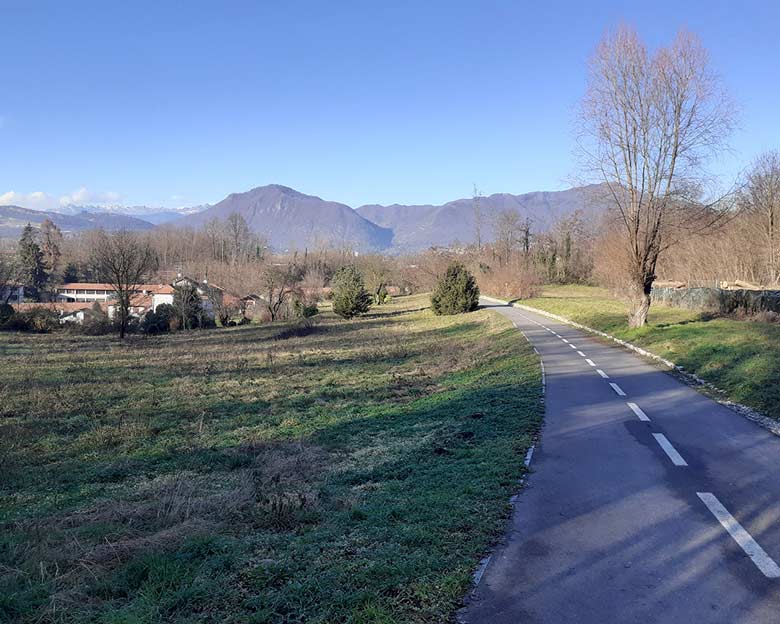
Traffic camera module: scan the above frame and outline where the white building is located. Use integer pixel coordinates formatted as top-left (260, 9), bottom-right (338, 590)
top-left (55, 283), bottom-right (175, 312)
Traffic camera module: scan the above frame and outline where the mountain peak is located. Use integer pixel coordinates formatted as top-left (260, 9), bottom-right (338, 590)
top-left (177, 184), bottom-right (392, 251)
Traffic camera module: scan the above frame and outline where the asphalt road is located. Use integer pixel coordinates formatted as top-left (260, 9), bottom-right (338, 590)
top-left (461, 300), bottom-right (780, 623)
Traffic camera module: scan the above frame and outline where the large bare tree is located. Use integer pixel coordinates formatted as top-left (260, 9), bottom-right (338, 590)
top-left (742, 151), bottom-right (780, 286)
top-left (579, 26), bottom-right (735, 326)
top-left (90, 230), bottom-right (158, 339)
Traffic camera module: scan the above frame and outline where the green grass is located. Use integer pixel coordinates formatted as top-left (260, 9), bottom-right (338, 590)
top-left (0, 294), bottom-right (542, 624)
top-left (521, 285), bottom-right (780, 420)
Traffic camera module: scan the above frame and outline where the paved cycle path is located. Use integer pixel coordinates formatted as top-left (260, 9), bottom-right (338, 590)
top-left (461, 300), bottom-right (780, 623)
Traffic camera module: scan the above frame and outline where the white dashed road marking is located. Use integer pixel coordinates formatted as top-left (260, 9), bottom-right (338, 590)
top-left (697, 492), bottom-right (780, 578)
top-left (627, 402), bottom-right (650, 422)
top-left (505, 306), bottom-right (780, 582)
top-left (652, 433), bottom-right (688, 466)
top-left (609, 382), bottom-right (626, 396)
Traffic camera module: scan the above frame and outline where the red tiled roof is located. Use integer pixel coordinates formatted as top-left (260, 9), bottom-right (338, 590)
top-left (56, 283), bottom-right (174, 294)
top-left (57, 283), bottom-right (115, 291)
top-left (13, 302), bottom-right (108, 314)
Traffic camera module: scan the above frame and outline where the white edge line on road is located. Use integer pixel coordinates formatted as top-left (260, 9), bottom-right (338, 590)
top-left (627, 402), bottom-right (651, 422)
top-left (577, 351), bottom-right (586, 357)
top-left (697, 492), bottom-right (780, 578)
top-left (533, 347), bottom-right (539, 354)
top-left (609, 382), bottom-right (626, 396)
top-left (586, 359), bottom-right (596, 367)
top-left (597, 369), bottom-right (609, 378)
top-left (652, 433), bottom-right (688, 466)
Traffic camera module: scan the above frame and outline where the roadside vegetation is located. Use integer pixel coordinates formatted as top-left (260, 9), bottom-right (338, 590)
top-left (0, 294), bottom-right (542, 623)
top-left (522, 285), bottom-right (780, 420)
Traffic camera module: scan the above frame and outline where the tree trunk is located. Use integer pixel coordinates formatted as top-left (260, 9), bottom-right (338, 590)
top-left (628, 278), bottom-right (652, 328)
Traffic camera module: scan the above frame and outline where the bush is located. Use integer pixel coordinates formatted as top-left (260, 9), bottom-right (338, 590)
top-left (173, 283), bottom-right (203, 329)
top-left (5, 308), bottom-right (60, 333)
top-left (73, 316), bottom-right (113, 335)
top-left (431, 263), bottom-right (480, 315)
top-left (331, 266), bottom-right (372, 319)
top-left (0, 303), bottom-right (14, 327)
top-left (293, 299), bottom-right (319, 319)
top-left (375, 284), bottom-right (389, 305)
top-left (142, 303), bottom-right (176, 334)
top-left (477, 262), bottom-right (541, 300)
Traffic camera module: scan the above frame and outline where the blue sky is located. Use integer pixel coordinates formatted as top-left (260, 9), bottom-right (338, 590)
top-left (1, 0), bottom-right (778, 210)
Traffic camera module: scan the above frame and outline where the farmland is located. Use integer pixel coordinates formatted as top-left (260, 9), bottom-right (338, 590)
top-left (0, 295), bottom-right (542, 623)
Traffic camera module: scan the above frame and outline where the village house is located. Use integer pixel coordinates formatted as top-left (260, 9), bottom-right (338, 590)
top-left (55, 283), bottom-right (175, 313)
top-left (172, 275), bottom-right (242, 318)
top-left (13, 278), bottom-right (243, 326)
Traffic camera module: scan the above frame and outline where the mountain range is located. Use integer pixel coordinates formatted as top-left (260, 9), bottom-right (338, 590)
top-left (57, 203), bottom-right (208, 225)
top-left (0, 183), bottom-right (606, 252)
top-left (0, 205), bottom-right (156, 238)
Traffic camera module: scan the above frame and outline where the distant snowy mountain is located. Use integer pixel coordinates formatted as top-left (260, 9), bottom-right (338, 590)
top-left (57, 203), bottom-right (210, 224)
top-left (0, 205), bottom-right (156, 237)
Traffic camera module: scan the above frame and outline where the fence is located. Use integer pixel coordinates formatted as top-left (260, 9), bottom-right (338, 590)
top-left (651, 287), bottom-right (780, 315)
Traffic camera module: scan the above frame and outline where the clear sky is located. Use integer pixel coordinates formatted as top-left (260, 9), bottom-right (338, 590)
top-left (1, 0), bottom-right (778, 210)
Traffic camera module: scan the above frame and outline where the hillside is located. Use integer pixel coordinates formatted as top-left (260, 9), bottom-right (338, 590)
top-left (2, 184), bottom-right (608, 251)
top-left (357, 184), bottom-right (606, 250)
top-left (175, 184), bottom-right (393, 251)
top-left (0, 205), bottom-right (155, 237)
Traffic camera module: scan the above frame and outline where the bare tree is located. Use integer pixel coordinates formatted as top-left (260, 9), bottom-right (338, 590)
top-left (493, 209), bottom-right (524, 266)
top-left (259, 262), bottom-right (304, 321)
top-left (578, 26), bottom-right (735, 326)
top-left (90, 230), bottom-right (158, 339)
top-left (40, 219), bottom-right (63, 278)
top-left (357, 254), bottom-right (396, 304)
top-left (742, 151), bottom-right (780, 286)
top-left (226, 212), bottom-right (251, 264)
top-left (204, 218), bottom-right (228, 263)
top-left (472, 184), bottom-right (483, 251)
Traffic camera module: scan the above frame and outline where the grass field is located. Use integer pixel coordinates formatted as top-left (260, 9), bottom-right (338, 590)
top-left (0, 294), bottom-right (542, 624)
top-left (521, 285), bottom-right (780, 420)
